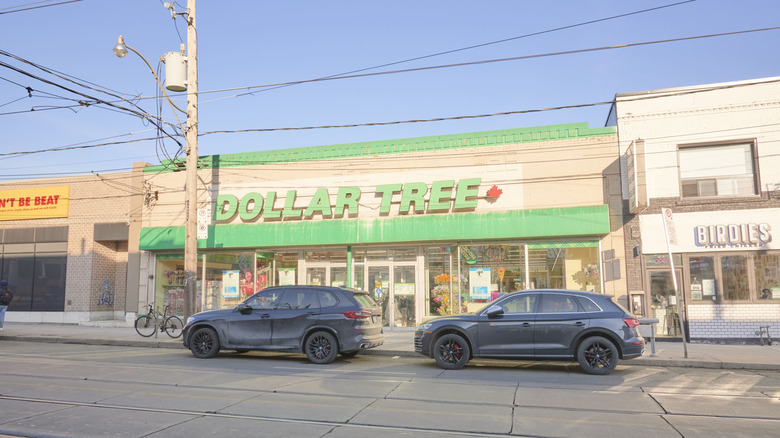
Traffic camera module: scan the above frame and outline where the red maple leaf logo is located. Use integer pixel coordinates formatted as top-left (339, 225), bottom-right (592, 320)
top-left (487, 185), bottom-right (503, 200)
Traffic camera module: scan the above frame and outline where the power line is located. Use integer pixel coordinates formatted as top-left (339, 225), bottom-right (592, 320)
top-left (229, 0), bottom-right (696, 98)
top-left (214, 26), bottom-right (780, 94)
top-left (2, 79), bottom-right (778, 162)
top-left (0, 0), bottom-right (81, 15)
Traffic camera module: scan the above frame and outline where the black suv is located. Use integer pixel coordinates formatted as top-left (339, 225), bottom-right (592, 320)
top-left (183, 285), bottom-right (384, 364)
top-left (415, 289), bottom-right (644, 375)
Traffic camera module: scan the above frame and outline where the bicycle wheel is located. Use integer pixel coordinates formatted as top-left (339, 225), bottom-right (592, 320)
top-left (135, 315), bottom-right (156, 337)
top-left (163, 315), bottom-right (184, 338)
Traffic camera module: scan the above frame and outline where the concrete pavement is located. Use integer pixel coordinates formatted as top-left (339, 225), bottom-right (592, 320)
top-left (1, 322), bottom-right (779, 371)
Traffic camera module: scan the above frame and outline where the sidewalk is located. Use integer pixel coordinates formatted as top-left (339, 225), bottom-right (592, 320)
top-left (2, 322), bottom-right (779, 371)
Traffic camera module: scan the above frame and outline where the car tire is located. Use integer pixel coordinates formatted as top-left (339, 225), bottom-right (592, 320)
top-left (577, 336), bottom-right (618, 375)
top-left (305, 331), bottom-right (338, 364)
top-left (433, 333), bottom-right (470, 370)
top-left (189, 327), bottom-right (220, 359)
top-left (340, 350), bottom-right (359, 358)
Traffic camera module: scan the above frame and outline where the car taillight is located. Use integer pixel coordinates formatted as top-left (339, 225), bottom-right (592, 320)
top-left (623, 317), bottom-right (639, 328)
top-left (344, 310), bottom-right (371, 319)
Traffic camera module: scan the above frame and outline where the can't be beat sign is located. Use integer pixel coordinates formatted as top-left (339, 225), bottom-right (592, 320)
top-left (0, 186), bottom-right (70, 221)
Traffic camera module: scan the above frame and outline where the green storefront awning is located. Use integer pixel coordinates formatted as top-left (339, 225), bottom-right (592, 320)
top-left (139, 205), bottom-right (610, 251)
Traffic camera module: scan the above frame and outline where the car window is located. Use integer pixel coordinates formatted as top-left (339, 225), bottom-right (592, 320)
top-left (318, 290), bottom-right (340, 308)
top-left (352, 292), bottom-right (377, 309)
top-left (245, 289), bottom-right (282, 310)
top-left (278, 290), bottom-right (319, 310)
top-left (500, 293), bottom-right (538, 314)
top-left (539, 294), bottom-right (582, 313)
top-left (577, 296), bottom-right (602, 312)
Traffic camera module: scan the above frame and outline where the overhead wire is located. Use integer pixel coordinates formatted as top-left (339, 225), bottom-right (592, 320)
top-left (1, 79), bottom-right (778, 163)
top-left (0, 11), bottom-right (776, 175)
top-left (0, 0), bottom-right (81, 15)
top-left (221, 0), bottom-right (697, 100)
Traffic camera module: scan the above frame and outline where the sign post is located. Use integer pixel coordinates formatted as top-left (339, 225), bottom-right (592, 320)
top-left (661, 208), bottom-right (688, 358)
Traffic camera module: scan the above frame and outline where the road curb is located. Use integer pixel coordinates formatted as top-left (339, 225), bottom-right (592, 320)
top-left (4, 334), bottom-right (779, 371)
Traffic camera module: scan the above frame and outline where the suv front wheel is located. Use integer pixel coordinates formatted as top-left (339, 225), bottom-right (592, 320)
top-left (433, 333), bottom-right (470, 370)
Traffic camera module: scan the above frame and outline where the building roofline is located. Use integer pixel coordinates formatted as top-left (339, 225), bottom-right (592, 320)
top-left (614, 75), bottom-right (780, 99)
top-left (146, 122), bottom-right (616, 173)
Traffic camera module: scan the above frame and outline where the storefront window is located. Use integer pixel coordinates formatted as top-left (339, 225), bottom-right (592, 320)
top-left (155, 254), bottom-right (187, 314)
top-left (644, 254), bottom-right (683, 268)
top-left (721, 255), bottom-right (749, 300)
top-left (459, 244), bottom-right (525, 313)
top-left (353, 264), bottom-right (364, 290)
top-left (255, 252), bottom-right (272, 292)
top-left (275, 252), bottom-right (298, 286)
top-left (754, 253), bottom-right (780, 300)
top-left (2, 252), bottom-right (67, 312)
top-left (306, 267), bottom-right (326, 286)
top-left (425, 246), bottom-right (456, 316)
top-left (689, 256), bottom-right (716, 302)
top-left (304, 250), bottom-right (346, 287)
top-left (199, 252), bottom-right (256, 312)
top-left (528, 245), bottom-right (600, 293)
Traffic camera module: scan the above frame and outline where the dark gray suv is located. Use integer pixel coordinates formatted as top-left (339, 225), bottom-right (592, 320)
top-left (414, 289), bottom-right (644, 375)
top-left (183, 285), bottom-right (384, 364)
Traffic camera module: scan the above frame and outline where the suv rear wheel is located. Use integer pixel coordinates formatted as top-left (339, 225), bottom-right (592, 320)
top-left (577, 336), bottom-right (618, 375)
top-left (305, 331), bottom-right (338, 364)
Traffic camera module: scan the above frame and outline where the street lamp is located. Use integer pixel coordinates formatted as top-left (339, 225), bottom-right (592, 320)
top-left (113, 0), bottom-right (198, 320)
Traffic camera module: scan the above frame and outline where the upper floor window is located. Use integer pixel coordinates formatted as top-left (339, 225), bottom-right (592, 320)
top-left (679, 142), bottom-right (757, 198)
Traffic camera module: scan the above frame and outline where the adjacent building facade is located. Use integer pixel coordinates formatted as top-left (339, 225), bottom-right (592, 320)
top-left (610, 76), bottom-right (780, 342)
top-left (0, 167), bottom-right (145, 324)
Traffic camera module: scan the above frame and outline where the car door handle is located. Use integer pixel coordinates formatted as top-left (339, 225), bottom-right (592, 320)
top-left (522, 322), bottom-right (532, 327)
top-left (261, 314), bottom-right (271, 319)
top-left (574, 322), bottom-right (586, 326)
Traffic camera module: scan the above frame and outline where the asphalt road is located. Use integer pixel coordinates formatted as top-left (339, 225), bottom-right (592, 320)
top-left (1, 340), bottom-right (779, 438)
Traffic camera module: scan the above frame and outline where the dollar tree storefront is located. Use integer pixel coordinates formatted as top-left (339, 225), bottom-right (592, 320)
top-left (137, 123), bottom-right (628, 328)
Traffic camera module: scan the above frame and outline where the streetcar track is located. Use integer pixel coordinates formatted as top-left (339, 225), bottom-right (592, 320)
top-left (0, 394), bottom-right (512, 438)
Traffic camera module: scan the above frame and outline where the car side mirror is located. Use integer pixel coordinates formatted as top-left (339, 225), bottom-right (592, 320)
top-left (486, 305), bottom-right (504, 318)
top-left (236, 303), bottom-right (252, 315)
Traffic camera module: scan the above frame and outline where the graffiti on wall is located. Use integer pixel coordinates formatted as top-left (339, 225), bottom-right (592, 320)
top-left (98, 279), bottom-right (114, 306)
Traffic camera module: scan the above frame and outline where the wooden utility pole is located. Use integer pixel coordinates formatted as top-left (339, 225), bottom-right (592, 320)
top-left (183, 0), bottom-right (198, 319)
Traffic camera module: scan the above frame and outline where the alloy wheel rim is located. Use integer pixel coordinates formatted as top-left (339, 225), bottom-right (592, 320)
top-left (441, 341), bottom-right (462, 363)
top-left (585, 343), bottom-right (613, 368)
top-left (311, 336), bottom-right (331, 359)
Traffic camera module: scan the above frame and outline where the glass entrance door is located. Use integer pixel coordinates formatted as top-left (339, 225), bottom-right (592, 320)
top-left (366, 264), bottom-right (417, 328)
top-left (368, 266), bottom-right (390, 327)
top-left (393, 265), bottom-right (416, 328)
top-left (649, 269), bottom-right (683, 337)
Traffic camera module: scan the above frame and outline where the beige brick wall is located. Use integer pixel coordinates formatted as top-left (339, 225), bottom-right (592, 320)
top-left (1, 172), bottom-right (138, 322)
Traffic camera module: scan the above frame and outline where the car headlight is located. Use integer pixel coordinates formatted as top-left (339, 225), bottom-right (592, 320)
top-left (417, 322), bottom-right (433, 331)
top-left (186, 316), bottom-right (195, 325)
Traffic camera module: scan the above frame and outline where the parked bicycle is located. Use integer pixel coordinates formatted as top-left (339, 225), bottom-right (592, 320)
top-left (134, 304), bottom-right (184, 338)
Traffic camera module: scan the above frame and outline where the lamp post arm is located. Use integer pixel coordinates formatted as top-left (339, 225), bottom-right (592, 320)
top-left (123, 43), bottom-right (187, 116)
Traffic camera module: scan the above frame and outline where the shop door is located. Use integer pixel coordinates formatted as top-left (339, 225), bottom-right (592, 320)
top-left (648, 269), bottom-right (684, 337)
top-left (393, 265), bottom-right (416, 328)
top-left (366, 265), bottom-right (417, 328)
top-left (368, 266), bottom-right (390, 327)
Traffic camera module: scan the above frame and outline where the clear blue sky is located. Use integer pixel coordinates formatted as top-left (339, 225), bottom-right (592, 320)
top-left (1, 0), bottom-right (778, 179)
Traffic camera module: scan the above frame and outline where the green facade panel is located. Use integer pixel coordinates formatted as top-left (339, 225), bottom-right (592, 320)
top-left (139, 205), bottom-right (610, 251)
